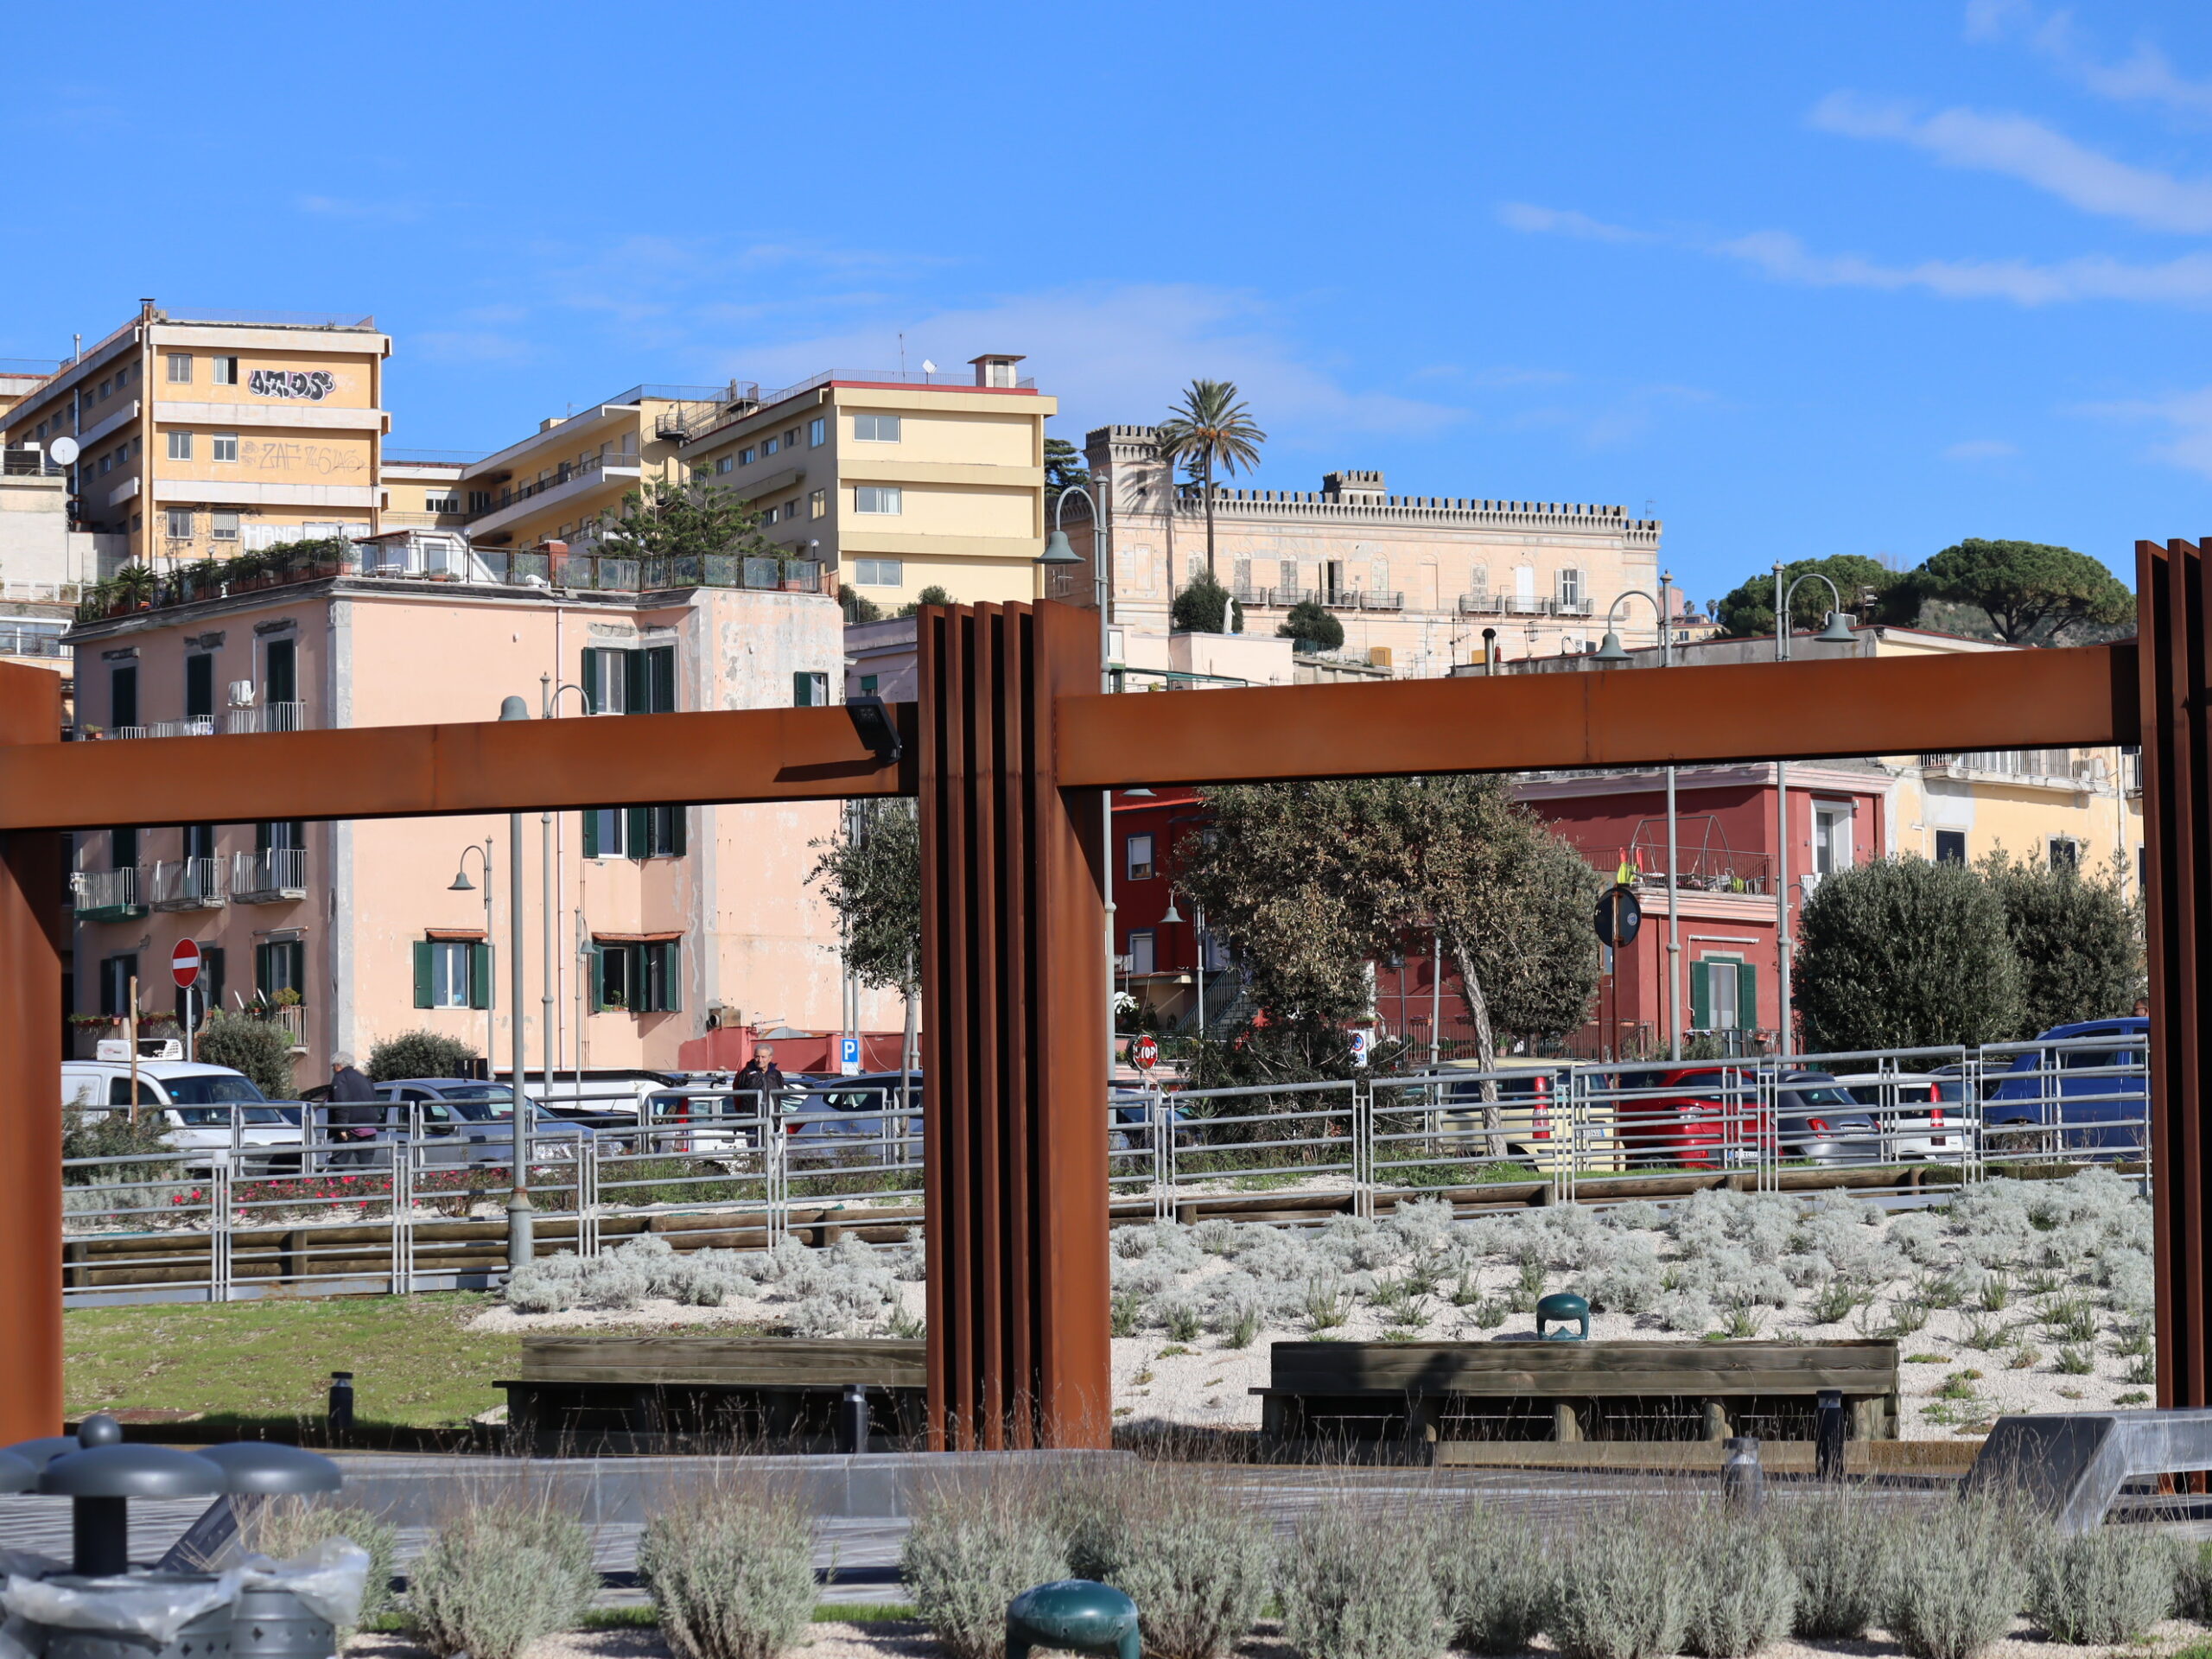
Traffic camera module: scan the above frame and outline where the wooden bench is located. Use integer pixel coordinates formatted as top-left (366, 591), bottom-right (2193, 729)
top-left (1255, 1339), bottom-right (1899, 1455)
top-left (497, 1337), bottom-right (926, 1453)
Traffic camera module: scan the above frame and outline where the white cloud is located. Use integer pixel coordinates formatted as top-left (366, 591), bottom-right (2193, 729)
top-left (1809, 92), bottom-right (2212, 232)
top-left (711, 283), bottom-right (1468, 441)
top-left (1496, 202), bottom-right (1649, 242)
top-left (1967, 3), bottom-right (2212, 120)
top-left (2078, 386), bottom-right (2212, 477)
top-left (1942, 438), bottom-right (2019, 461)
top-left (1717, 228), bottom-right (2212, 305)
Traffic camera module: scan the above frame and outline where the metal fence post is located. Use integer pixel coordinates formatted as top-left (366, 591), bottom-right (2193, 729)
top-left (1353, 1077), bottom-right (1375, 1220)
top-left (579, 1141), bottom-right (600, 1260)
top-left (210, 1164), bottom-right (231, 1303)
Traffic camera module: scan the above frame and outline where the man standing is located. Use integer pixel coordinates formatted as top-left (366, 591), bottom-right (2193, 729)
top-left (327, 1052), bottom-right (380, 1167)
top-left (734, 1046), bottom-right (785, 1116)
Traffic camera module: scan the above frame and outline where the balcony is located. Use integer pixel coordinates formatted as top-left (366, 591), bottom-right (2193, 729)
top-left (232, 848), bottom-right (306, 904)
top-left (73, 868), bottom-right (146, 923)
top-left (149, 857), bottom-right (226, 911)
top-left (86, 718), bottom-right (217, 741)
top-left (467, 453), bottom-right (643, 538)
top-left (1917, 750), bottom-right (2098, 791)
top-left (1457, 594), bottom-right (1598, 618)
top-left (224, 702), bottom-right (308, 735)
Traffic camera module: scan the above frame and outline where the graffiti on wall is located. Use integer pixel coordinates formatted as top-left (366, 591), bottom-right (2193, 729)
top-left (248, 369), bottom-right (339, 401)
top-left (237, 440), bottom-right (366, 477)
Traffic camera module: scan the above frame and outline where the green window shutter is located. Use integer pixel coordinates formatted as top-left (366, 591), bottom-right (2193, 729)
top-left (254, 941), bottom-right (273, 995)
top-left (589, 943), bottom-right (607, 1012)
top-left (581, 649), bottom-right (604, 715)
top-left (793, 671), bottom-right (814, 709)
top-left (655, 941), bottom-right (682, 1012)
top-left (1738, 961), bottom-right (1759, 1033)
top-left (581, 808), bottom-right (599, 859)
top-left (627, 806), bottom-right (650, 861)
top-left (471, 942), bottom-right (493, 1010)
top-left (412, 940), bottom-right (433, 1008)
top-left (1690, 960), bottom-right (1712, 1030)
top-left (667, 804), bottom-right (687, 858)
top-left (648, 646), bottom-right (676, 713)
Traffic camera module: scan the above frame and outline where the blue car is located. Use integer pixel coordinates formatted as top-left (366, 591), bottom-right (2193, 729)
top-left (1984, 1018), bottom-right (2149, 1154)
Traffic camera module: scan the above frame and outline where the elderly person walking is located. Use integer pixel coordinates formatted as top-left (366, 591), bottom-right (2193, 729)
top-left (326, 1052), bottom-right (382, 1167)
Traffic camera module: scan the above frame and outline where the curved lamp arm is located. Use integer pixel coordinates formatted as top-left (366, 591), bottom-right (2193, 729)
top-left (1592, 588), bottom-right (1663, 664)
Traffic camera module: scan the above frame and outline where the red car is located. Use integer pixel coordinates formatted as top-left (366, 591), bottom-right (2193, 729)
top-left (1606, 1065), bottom-right (1773, 1169)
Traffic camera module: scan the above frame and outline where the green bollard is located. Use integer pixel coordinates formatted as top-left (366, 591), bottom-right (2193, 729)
top-left (1007, 1580), bottom-right (1140, 1659)
top-left (1536, 1292), bottom-right (1590, 1340)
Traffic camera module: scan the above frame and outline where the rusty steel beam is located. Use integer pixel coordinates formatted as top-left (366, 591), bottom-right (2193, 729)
top-left (0, 663), bottom-right (66, 1440)
top-left (0, 702), bottom-right (917, 832)
top-left (919, 601), bottom-right (1110, 1448)
top-left (2139, 540), bottom-right (2211, 1410)
top-left (1056, 642), bottom-right (2139, 787)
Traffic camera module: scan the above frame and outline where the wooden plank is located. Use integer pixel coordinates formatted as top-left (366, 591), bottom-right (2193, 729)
top-left (518, 1336), bottom-right (927, 1386)
top-left (1436, 1438), bottom-right (1980, 1472)
top-left (1268, 1340), bottom-right (1898, 1397)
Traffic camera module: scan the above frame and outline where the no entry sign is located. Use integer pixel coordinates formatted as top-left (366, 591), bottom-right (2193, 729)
top-left (171, 939), bottom-right (202, 989)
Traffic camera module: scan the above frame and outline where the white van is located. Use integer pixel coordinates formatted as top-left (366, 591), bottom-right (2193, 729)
top-left (62, 1061), bottom-right (305, 1178)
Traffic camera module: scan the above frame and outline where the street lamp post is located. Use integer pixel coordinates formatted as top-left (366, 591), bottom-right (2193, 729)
top-left (448, 842), bottom-right (495, 1071)
top-left (1039, 482), bottom-right (1116, 1068)
top-left (542, 678), bottom-right (592, 1114)
top-left (1770, 569), bottom-right (1858, 1056)
top-left (499, 696), bottom-right (532, 1265)
top-left (1592, 584), bottom-right (1682, 1059)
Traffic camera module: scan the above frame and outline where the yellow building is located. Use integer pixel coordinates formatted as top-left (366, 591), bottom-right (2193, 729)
top-left (378, 451), bottom-right (473, 532)
top-left (0, 302), bottom-right (390, 566)
top-left (676, 357), bottom-right (1054, 608)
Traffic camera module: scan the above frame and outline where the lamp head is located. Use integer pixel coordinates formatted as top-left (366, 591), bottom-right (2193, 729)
top-left (448, 870), bottom-right (475, 893)
top-left (1815, 610), bottom-right (1857, 645)
top-left (1160, 898), bottom-right (1184, 925)
top-left (1592, 630), bottom-right (1632, 664)
top-left (499, 696), bottom-right (529, 721)
top-left (1038, 529), bottom-right (1084, 567)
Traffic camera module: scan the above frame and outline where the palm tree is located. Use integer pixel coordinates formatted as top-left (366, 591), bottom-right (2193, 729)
top-left (1153, 379), bottom-right (1266, 582)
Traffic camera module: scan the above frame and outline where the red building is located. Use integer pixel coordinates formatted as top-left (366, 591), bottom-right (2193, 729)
top-left (1109, 760), bottom-right (1888, 1058)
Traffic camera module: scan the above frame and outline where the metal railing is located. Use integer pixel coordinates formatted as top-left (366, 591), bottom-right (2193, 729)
top-left (70, 867), bottom-right (141, 914)
top-left (149, 857), bottom-right (225, 909)
top-left (1457, 594), bottom-right (1599, 617)
top-left (232, 847), bottom-right (305, 900)
top-left (0, 624), bottom-right (67, 657)
top-left (53, 1039), bottom-right (2151, 1305)
top-left (224, 701), bottom-right (308, 734)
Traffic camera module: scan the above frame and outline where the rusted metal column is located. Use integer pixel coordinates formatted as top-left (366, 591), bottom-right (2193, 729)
top-left (918, 601), bottom-right (1110, 1448)
top-left (2138, 538), bottom-right (2212, 1409)
top-left (0, 663), bottom-right (67, 1440)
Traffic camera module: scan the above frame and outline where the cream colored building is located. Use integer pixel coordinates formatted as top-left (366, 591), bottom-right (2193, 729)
top-left (61, 550), bottom-right (890, 1084)
top-left (675, 358), bottom-right (1054, 609)
top-left (378, 452), bottom-right (473, 533)
top-left (1063, 425), bottom-right (1665, 676)
top-left (0, 302), bottom-right (390, 567)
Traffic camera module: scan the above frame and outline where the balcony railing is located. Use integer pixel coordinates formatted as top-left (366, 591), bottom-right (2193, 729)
top-left (0, 624), bottom-right (67, 657)
top-left (1229, 585), bottom-right (1407, 612)
top-left (3, 448), bottom-right (66, 477)
top-left (477, 451), bottom-right (638, 517)
top-left (72, 868), bottom-right (145, 920)
top-left (1457, 594), bottom-right (1597, 617)
top-left (149, 857), bottom-right (226, 910)
top-left (1918, 750), bottom-right (2095, 789)
top-left (232, 849), bottom-right (306, 903)
top-left (251, 1005), bottom-right (306, 1047)
top-left (224, 702), bottom-right (308, 735)
top-left (84, 718), bottom-right (216, 741)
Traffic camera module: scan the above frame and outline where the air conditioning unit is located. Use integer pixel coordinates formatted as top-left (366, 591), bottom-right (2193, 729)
top-left (228, 680), bottom-right (257, 708)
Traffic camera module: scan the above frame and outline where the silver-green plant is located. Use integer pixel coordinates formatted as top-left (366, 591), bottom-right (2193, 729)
top-left (1781, 1491), bottom-right (1894, 1639)
top-left (1061, 1465), bottom-right (1269, 1659)
top-left (903, 1478), bottom-right (1070, 1659)
top-left (1885, 1502), bottom-right (2032, 1659)
top-left (1543, 1508), bottom-right (1689, 1659)
top-left (239, 1497), bottom-right (399, 1638)
top-left (2024, 1525), bottom-right (2173, 1645)
top-left (2173, 1538), bottom-right (2212, 1621)
top-left (1681, 1516), bottom-right (1796, 1658)
top-left (1277, 1504), bottom-right (1443, 1659)
top-left (638, 1488), bottom-right (817, 1659)
top-left (1431, 1501), bottom-right (1547, 1654)
top-left (407, 1498), bottom-right (599, 1659)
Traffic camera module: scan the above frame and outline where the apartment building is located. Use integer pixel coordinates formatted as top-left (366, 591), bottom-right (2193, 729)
top-left (378, 451), bottom-right (473, 533)
top-left (0, 302), bottom-right (390, 567)
top-left (61, 546), bottom-right (888, 1084)
top-left (1061, 426), bottom-right (1665, 676)
top-left (675, 357), bottom-right (1054, 609)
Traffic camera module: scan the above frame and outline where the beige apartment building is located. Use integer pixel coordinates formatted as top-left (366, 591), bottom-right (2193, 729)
top-left (61, 544), bottom-right (891, 1084)
top-left (0, 302), bottom-right (390, 568)
top-left (1062, 425), bottom-right (1666, 676)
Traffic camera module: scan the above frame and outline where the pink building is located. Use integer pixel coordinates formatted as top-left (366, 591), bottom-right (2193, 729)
top-left (62, 538), bottom-right (897, 1088)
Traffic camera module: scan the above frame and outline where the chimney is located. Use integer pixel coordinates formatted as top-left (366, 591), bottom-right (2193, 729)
top-left (969, 353), bottom-right (1027, 389)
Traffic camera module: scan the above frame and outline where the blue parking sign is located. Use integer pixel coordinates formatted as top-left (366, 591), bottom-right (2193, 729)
top-left (839, 1035), bottom-right (861, 1076)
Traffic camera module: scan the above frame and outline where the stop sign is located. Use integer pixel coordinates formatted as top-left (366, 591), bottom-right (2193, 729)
top-left (171, 939), bottom-right (201, 989)
top-left (1130, 1035), bottom-right (1159, 1070)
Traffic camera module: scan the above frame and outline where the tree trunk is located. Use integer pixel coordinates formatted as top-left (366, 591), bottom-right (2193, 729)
top-left (1442, 925), bottom-right (1505, 1159)
top-left (901, 954), bottom-right (918, 1120)
top-left (1203, 454), bottom-right (1216, 582)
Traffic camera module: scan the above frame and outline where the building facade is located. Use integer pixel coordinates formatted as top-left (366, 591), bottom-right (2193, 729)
top-left (0, 303), bottom-right (390, 568)
top-left (61, 554), bottom-right (891, 1088)
top-left (1061, 425), bottom-right (1667, 676)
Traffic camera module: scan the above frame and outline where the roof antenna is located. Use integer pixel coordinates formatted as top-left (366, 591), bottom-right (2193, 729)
top-left (899, 332), bottom-right (906, 377)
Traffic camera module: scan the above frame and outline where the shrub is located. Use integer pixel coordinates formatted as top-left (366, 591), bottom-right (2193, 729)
top-left (1682, 1517), bottom-right (1796, 1658)
top-left (194, 1010), bottom-right (298, 1099)
top-left (1061, 1465), bottom-right (1269, 1659)
top-left (2026, 1526), bottom-right (2172, 1645)
top-left (1278, 1504), bottom-right (1442, 1659)
top-left (407, 1499), bottom-right (598, 1659)
top-left (639, 1487), bottom-right (817, 1659)
top-left (1278, 599), bottom-right (1344, 655)
top-left (1544, 1508), bottom-right (1689, 1659)
top-left (1173, 571), bottom-right (1237, 635)
top-left (1885, 1503), bottom-right (2032, 1659)
top-left (902, 1478), bottom-right (1069, 1659)
top-left (368, 1029), bottom-right (480, 1083)
top-left (240, 1497), bottom-right (399, 1638)
top-left (1782, 1492), bottom-right (1894, 1639)
top-left (1432, 1501), bottom-right (1547, 1654)
top-left (2173, 1539), bottom-right (2212, 1621)
top-left (60, 1097), bottom-right (178, 1180)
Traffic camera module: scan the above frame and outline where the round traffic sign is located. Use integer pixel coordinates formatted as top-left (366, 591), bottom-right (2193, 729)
top-left (171, 939), bottom-right (202, 988)
top-left (1592, 885), bottom-right (1643, 949)
top-left (1130, 1035), bottom-right (1159, 1070)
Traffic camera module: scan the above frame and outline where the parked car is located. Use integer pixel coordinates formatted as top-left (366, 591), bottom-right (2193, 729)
top-left (786, 1072), bottom-right (922, 1165)
top-left (1984, 1018), bottom-right (2150, 1154)
top-left (1601, 1065), bottom-right (1766, 1170)
top-left (1434, 1059), bottom-right (1622, 1173)
top-left (61, 1061), bottom-right (304, 1178)
top-left (367, 1079), bottom-right (599, 1166)
top-left (1840, 1071), bottom-right (1965, 1161)
top-left (1770, 1071), bottom-right (1885, 1166)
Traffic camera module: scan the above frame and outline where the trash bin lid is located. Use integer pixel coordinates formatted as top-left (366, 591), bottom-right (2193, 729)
top-left (194, 1443), bottom-right (343, 1495)
top-left (38, 1444), bottom-right (226, 1499)
top-left (0, 1449), bottom-right (36, 1493)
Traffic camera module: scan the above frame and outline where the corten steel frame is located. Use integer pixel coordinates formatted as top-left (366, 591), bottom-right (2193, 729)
top-left (0, 580), bottom-right (2202, 1446)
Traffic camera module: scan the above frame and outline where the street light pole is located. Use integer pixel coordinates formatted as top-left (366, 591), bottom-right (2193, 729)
top-left (541, 679), bottom-right (591, 1114)
top-left (1771, 569), bottom-right (1856, 1057)
top-left (1593, 586), bottom-right (1677, 1058)
top-left (448, 842), bottom-right (494, 1071)
top-left (499, 695), bottom-right (532, 1267)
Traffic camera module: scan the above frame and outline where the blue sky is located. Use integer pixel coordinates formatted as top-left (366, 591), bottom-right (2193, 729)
top-left (6, 0), bottom-right (2209, 610)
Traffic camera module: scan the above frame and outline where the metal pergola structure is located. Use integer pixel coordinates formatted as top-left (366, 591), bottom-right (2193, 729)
top-left (1, 539), bottom-right (2205, 1447)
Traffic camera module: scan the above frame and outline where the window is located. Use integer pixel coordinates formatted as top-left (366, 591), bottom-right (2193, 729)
top-left (784, 497), bottom-right (803, 522)
top-left (423, 493), bottom-right (459, 514)
top-left (760, 505), bottom-right (779, 525)
top-left (255, 938), bottom-right (306, 1000)
top-left (762, 435), bottom-right (780, 457)
top-left (110, 664), bottom-right (138, 729)
top-left (1812, 802), bottom-right (1853, 878)
top-left (211, 511), bottom-right (239, 541)
top-left (212, 433), bottom-right (238, 463)
top-left (99, 954), bottom-right (140, 1017)
top-left (594, 938), bottom-right (681, 1013)
top-left (793, 671), bottom-right (830, 708)
top-left (582, 645), bottom-right (676, 715)
top-left (1126, 833), bottom-right (1155, 880)
top-left (257, 820), bottom-right (305, 855)
top-left (97, 454), bottom-right (111, 477)
top-left (809, 488), bottom-right (827, 518)
top-left (166, 354), bottom-right (193, 384)
top-left (1126, 931), bottom-right (1156, 976)
top-left (2050, 837), bottom-right (2081, 871)
top-left (1935, 830), bottom-right (1967, 865)
top-left (264, 638), bottom-right (297, 705)
top-left (1556, 567), bottom-right (1586, 606)
top-left (97, 378), bottom-right (111, 401)
top-left (582, 806), bottom-right (687, 861)
top-left (168, 431), bottom-right (194, 461)
top-left (468, 490), bottom-right (493, 514)
top-left (854, 414), bottom-right (902, 442)
top-left (414, 938), bottom-right (491, 1009)
top-left (180, 945), bottom-right (225, 1030)
top-left (185, 655), bottom-right (214, 721)
top-left (855, 486), bottom-right (902, 515)
top-left (113, 827), bottom-right (139, 870)
top-left (1691, 957), bottom-right (1757, 1032)
top-left (211, 356), bottom-right (239, 386)
top-left (850, 559), bottom-right (899, 588)
top-left (785, 428), bottom-right (800, 448)
top-left (164, 508), bottom-right (194, 539)
top-left (859, 674), bottom-right (880, 696)
top-left (715, 455), bottom-right (734, 475)
top-left (809, 416), bottom-right (827, 446)
top-left (582, 808), bottom-right (627, 858)
top-left (739, 447), bottom-right (754, 466)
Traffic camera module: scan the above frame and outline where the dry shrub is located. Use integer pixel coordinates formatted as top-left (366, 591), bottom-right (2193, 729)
top-left (1430, 1500), bottom-right (1547, 1655)
top-left (1885, 1501), bottom-right (2032, 1659)
top-left (407, 1497), bottom-right (599, 1659)
top-left (1782, 1491), bottom-right (1894, 1639)
top-left (1058, 1463), bottom-right (1270, 1659)
top-left (1543, 1505), bottom-right (1688, 1659)
top-left (2025, 1526), bottom-right (2173, 1645)
top-left (1681, 1514), bottom-right (1796, 1658)
top-left (902, 1475), bottom-right (1070, 1659)
top-left (1278, 1503), bottom-right (1443, 1659)
top-left (639, 1484), bottom-right (817, 1659)
top-left (240, 1497), bottom-right (398, 1637)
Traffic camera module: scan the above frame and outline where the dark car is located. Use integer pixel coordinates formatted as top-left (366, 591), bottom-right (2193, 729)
top-left (372, 1078), bottom-right (600, 1163)
top-left (1985, 1019), bottom-right (2150, 1154)
top-left (1771, 1071), bottom-right (1883, 1166)
top-left (786, 1072), bottom-right (923, 1164)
